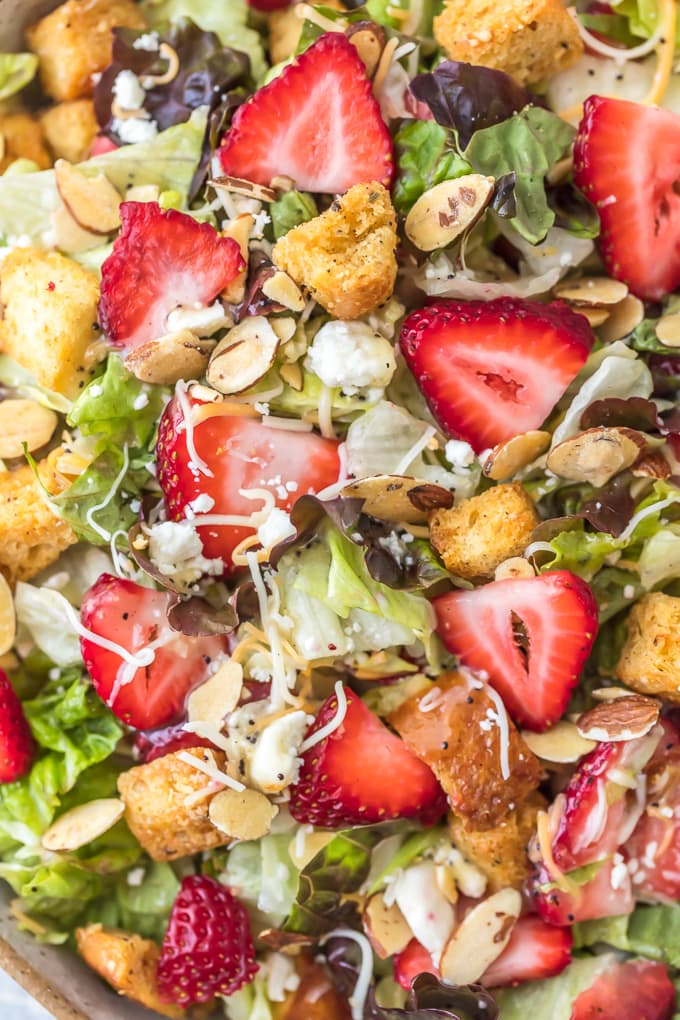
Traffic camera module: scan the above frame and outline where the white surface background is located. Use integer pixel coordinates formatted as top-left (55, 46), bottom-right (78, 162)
top-left (0, 970), bottom-right (54, 1018)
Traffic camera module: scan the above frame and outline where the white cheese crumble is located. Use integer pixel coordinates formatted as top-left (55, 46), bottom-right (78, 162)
top-left (112, 69), bottom-right (146, 111)
top-left (111, 116), bottom-right (158, 144)
top-left (445, 439), bottom-right (476, 471)
top-left (166, 301), bottom-right (231, 337)
top-left (133, 31), bottom-right (160, 51)
top-left (249, 710), bottom-right (312, 794)
top-left (257, 508), bottom-right (296, 549)
top-left (186, 493), bottom-right (216, 515)
top-left (147, 520), bottom-right (223, 585)
top-left (305, 320), bottom-right (397, 395)
top-left (391, 861), bottom-right (456, 959)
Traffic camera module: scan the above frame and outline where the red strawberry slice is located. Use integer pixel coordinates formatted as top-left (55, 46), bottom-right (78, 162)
top-left (569, 959), bottom-right (676, 1020)
top-left (248, 0), bottom-right (291, 8)
top-left (433, 571), bottom-right (599, 732)
top-left (156, 393), bottom-right (341, 569)
top-left (98, 202), bottom-right (244, 349)
top-left (80, 574), bottom-right (229, 729)
top-left (0, 670), bottom-right (34, 783)
top-left (393, 939), bottom-right (439, 991)
top-left (158, 875), bottom-right (258, 1006)
top-left (482, 914), bottom-right (573, 988)
top-left (574, 97), bottom-right (680, 301)
top-left (399, 299), bottom-right (593, 453)
top-left (530, 732), bottom-right (662, 925)
top-left (133, 723), bottom-right (216, 763)
top-left (219, 33), bottom-right (393, 193)
top-left (289, 686), bottom-right (447, 828)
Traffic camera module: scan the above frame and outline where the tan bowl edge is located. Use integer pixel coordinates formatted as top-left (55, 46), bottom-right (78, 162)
top-left (0, 933), bottom-right (89, 1020)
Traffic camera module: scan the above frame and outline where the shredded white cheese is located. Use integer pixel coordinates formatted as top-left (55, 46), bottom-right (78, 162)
top-left (300, 681), bottom-right (347, 752)
top-left (177, 750), bottom-right (246, 793)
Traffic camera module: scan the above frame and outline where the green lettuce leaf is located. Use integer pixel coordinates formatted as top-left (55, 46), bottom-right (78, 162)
top-left (0, 53), bottom-right (38, 100)
top-left (368, 828), bottom-right (443, 895)
top-left (68, 354), bottom-right (164, 450)
top-left (115, 862), bottom-right (180, 941)
top-left (465, 107), bottom-right (576, 244)
top-left (0, 354), bottom-right (72, 414)
top-left (220, 833), bottom-right (299, 925)
top-left (271, 367), bottom-right (384, 423)
top-left (495, 955), bottom-right (616, 1020)
top-left (574, 904), bottom-right (680, 968)
top-left (611, 0), bottom-right (680, 46)
top-left (393, 121), bottom-right (472, 215)
top-left (270, 190), bottom-right (318, 240)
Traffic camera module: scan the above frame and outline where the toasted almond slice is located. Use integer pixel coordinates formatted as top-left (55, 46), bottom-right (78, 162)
top-left (546, 154), bottom-right (573, 185)
top-left (272, 317), bottom-right (298, 345)
top-left (0, 399), bottom-right (58, 459)
top-left (280, 361), bottom-right (303, 390)
top-left (211, 175), bottom-right (277, 203)
top-left (124, 329), bottom-right (214, 385)
top-left (41, 799), bottom-right (125, 852)
top-left (592, 686), bottom-right (634, 702)
top-left (207, 316), bottom-right (281, 395)
top-left (494, 557), bottom-right (535, 581)
top-left (521, 720), bottom-right (596, 764)
top-left (52, 202), bottom-right (102, 254)
top-left (209, 787), bottom-right (278, 841)
top-left (439, 888), bottom-right (521, 985)
top-left (598, 294), bottom-right (644, 343)
top-left (54, 159), bottom-right (121, 235)
top-left (580, 307), bottom-right (611, 328)
top-left (0, 573), bottom-right (16, 657)
top-left (189, 383), bottom-right (223, 403)
top-left (632, 449), bottom-right (671, 479)
top-left (271, 175), bottom-right (295, 194)
top-left (576, 694), bottom-right (660, 742)
top-left (125, 183), bottom-right (160, 203)
top-left (435, 864), bottom-right (459, 905)
top-left (346, 20), bottom-right (386, 78)
top-left (547, 427), bottom-right (646, 488)
top-left (221, 214), bottom-right (254, 304)
top-left (656, 313), bottom-right (680, 348)
top-left (554, 276), bottom-right (629, 307)
top-left (262, 271), bottom-right (305, 312)
top-left (483, 430), bottom-right (551, 481)
top-left (186, 660), bottom-right (243, 729)
top-left (405, 175), bottom-right (495, 252)
top-left (363, 893), bottom-right (413, 959)
top-left (341, 474), bottom-right (454, 524)
top-left (288, 829), bottom-right (335, 870)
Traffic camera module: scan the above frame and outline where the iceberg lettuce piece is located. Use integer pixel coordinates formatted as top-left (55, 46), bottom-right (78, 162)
top-left (574, 903), bottom-right (680, 968)
top-left (14, 584), bottom-right (82, 667)
top-left (221, 833), bottom-right (299, 924)
top-left (0, 53), bottom-right (38, 100)
top-left (495, 954), bottom-right (617, 1020)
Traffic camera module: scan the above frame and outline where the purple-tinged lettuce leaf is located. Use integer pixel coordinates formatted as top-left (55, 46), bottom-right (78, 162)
top-left (579, 474), bottom-right (637, 537)
top-left (580, 396), bottom-right (666, 433)
top-left (166, 593), bottom-right (237, 635)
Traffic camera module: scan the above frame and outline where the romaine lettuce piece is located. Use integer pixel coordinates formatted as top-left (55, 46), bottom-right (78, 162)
top-left (495, 954), bottom-right (616, 1020)
top-left (574, 903), bottom-right (680, 968)
top-left (0, 53), bottom-right (38, 100)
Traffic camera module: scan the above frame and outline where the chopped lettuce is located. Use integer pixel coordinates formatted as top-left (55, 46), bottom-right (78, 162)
top-left (271, 366), bottom-right (385, 423)
top-left (393, 120), bottom-right (471, 215)
top-left (14, 585), bottom-right (82, 667)
top-left (270, 190), bottom-right (318, 240)
top-left (115, 862), bottom-right (180, 942)
top-left (68, 353), bottom-right (165, 450)
top-left (495, 955), bottom-right (616, 1019)
top-left (221, 833), bottom-right (299, 925)
top-left (0, 53), bottom-right (38, 100)
top-left (574, 904), bottom-right (680, 968)
top-left (0, 354), bottom-right (72, 414)
top-left (611, 0), bottom-right (680, 46)
top-left (224, 974), bottom-right (276, 1020)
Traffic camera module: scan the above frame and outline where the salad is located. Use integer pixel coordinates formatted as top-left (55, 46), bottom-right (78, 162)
top-left (0, 0), bottom-right (680, 1017)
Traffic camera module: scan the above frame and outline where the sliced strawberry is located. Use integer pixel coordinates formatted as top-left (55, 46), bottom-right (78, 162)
top-left (156, 394), bottom-right (340, 569)
top-left (98, 202), bottom-right (244, 349)
top-left (133, 724), bottom-right (216, 763)
top-left (482, 914), bottom-right (573, 988)
top-left (158, 875), bottom-right (258, 1006)
top-left (80, 574), bottom-right (229, 729)
top-left (569, 959), bottom-right (675, 1020)
top-left (574, 97), bottom-right (680, 301)
top-left (0, 670), bottom-right (34, 783)
top-left (248, 0), bottom-right (291, 8)
top-left (393, 939), bottom-right (439, 991)
top-left (399, 299), bottom-right (593, 452)
top-left (90, 134), bottom-right (118, 156)
top-left (433, 571), bottom-right (599, 732)
top-left (289, 686), bottom-right (447, 828)
top-left (529, 732), bottom-right (662, 925)
top-left (219, 33), bottom-right (393, 193)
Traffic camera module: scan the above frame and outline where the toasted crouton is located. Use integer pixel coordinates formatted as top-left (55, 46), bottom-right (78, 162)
top-left (388, 672), bottom-right (542, 829)
top-left (449, 791), bottom-right (546, 891)
top-left (76, 925), bottom-right (184, 1019)
top-left (275, 953), bottom-right (351, 1020)
top-left (272, 182), bottom-right (398, 319)
top-left (0, 114), bottom-right (51, 173)
top-left (0, 448), bottom-right (76, 583)
top-left (433, 0), bottom-right (583, 86)
top-left (430, 482), bottom-right (539, 580)
top-left (615, 593), bottom-right (680, 702)
top-left (40, 100), bottom-right (98, 164)
top-left (1, 248), bottom-right (101, 399)
top-left (26, 0), bottom-right (146, 101)
top-left (118, 748), bottom-right (234, 862)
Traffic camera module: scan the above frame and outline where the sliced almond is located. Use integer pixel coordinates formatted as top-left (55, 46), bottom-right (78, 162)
top-left (521, 720), bottom-right (596, 764)
top-left (124, 329), bottom-right (214, 385)
top-left (271, 317), bottom-right (298, 344)
top-left (41, 799), bottom-right (125, 852)
top-left (655, 313), bottom-right (680, 348)
top-left (261, 271), bottom-right (305, 312)
top-left (346, 21), bottom-right (386, 78)
top-left (405, 175), bottom-right (494, 252)
top-left (494, 557), bottom-right (535, 581)
top-left (271, 175), bottom-right (295, 194)
top-left (363, 893), bottom-right (412, 959)
top-left (546, 154), bottom-right (573, 185)
top-left (280, 361), bottom-right (303, 390)
top-left (435, 864), bottom-right (459, 905)
top-left (632, 449), bottom-right (671, 479)
top-left (0, 399), bottom-right (58, 459)
top-left (211, 175), bottom-right (277, 203)
top-left (207, 316), bottom-right (281, 395)
top-left (186, 660), bottom-right (243, 729)
top-left (554, 276), bottom-right (629, 307)
top-left (341, 474), bottom-right (454, 524)
top-left (189, 383), bottom-right (223, 403)
top-left (483, 430), bottom-right (551, 481)
top-left (288, 829), bottom-right (334, 870)
top-left (221, 214), bottom-right (254, 304)
top-left (592, 686), bottom-right (634, 702)
top-left (52, 202), bottom-right (101, 254)
top-left (580, 307), bottom-right (611, 328)
top-left (576, 694), bottom-right (660, 742)
top-left (598, 294), bottom-right (644, 343)
top-left (54, 159), bottom-right (121, 235)
top-left (439, 888), bottom-right (521, 985)
top-left (0, 573), bottom-right (16, 657)
top-left (546, 427), bottom-right (646, 488)
top-left (125, 183), bottom-right (160, 203)
top-left (208, 787), bottom-right (278, 841)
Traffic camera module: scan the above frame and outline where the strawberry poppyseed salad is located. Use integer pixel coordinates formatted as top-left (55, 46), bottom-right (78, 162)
top-left (1, 0), bottom-right (680, 1017)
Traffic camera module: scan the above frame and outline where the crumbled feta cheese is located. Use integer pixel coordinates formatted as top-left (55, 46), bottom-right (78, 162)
top-left (249, 710), bottom-right (311, 794)
top-left (392, 861), bottom-right (456, 958)
top-left (252, 210), bottom-right (272, 238)
top-left (445, 439), bottom-right (476, 471)
top-left (126, 867), bottom-right (146, 887)
top-left (610, 852), bottom-right (628, 890)
top-left (165, 301), bottom-right (231, 337)
top-left (133, 392), bottom-right (149, 410)
top-left (147, 521), bottom-right (223, 585)
top-left (378, 531), bottom-right (411, 566)
top-left (257, 508), bottom-right (296, 549)
top-left (187, 493), bottom-right (215, 515)
top-left (623, 584), bottom-right (635, 599)
top-left (112, 70), bottom-right (146, 111)
top-left (88, 383), bottom-right (103, 397)
top-left (111, 116), bottom-right (158, 144)
top-left (133, 31), bottom-right (160, 51)
top-left (433, 843), bottom-right (487, 898)
top-left (261, 953), bottom-right (300, 1003)
top-left (305, 320), bottom-right (397, 395)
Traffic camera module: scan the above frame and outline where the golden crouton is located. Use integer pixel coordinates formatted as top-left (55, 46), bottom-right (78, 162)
top-left (449, 791), bottom-right (546, 891)
top-left (0, 448), bottom-right (76, 584)
top-left (1, 248), bottom-right (101, 399)
top-left (0, 114), bottom-right (51, 173)
top-left (615, 593), bottom-right (680, 702)
top-left (76, 925), bottom-right (184, 1019)
top-left (272, 182), bottom-right (398, 319)
top-left (118, 748), bottom-right (233, 862)
top-left (430, 482), bottom-right (538, 580)
top-left (26, 0), bottom-right (146, 102)
top-left (275, 954), bottom-right (352, 1020)
top-left (433, 0), bottom-right (583, 86)
top-left (389, 671), bottom-right (542, 830)
top-left (40, 100), bottom-right (98, 164)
